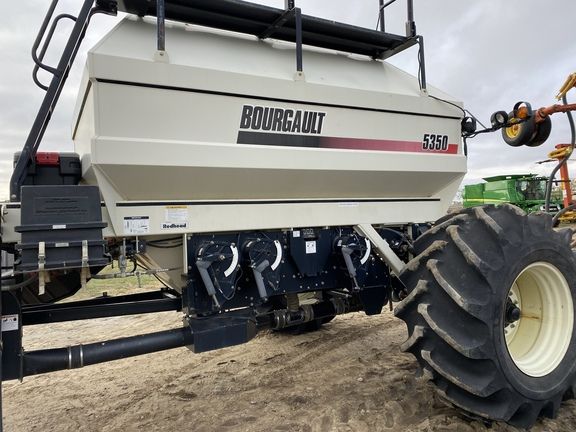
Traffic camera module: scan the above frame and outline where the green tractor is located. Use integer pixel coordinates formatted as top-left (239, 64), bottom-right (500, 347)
top-left (463, 174), bottom-right (562, 213)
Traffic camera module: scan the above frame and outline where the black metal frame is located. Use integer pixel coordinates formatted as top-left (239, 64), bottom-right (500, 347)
top-left (0, 287), bottom-right (360, 381)
top-left (258, 2), bottom-right (303, 73)
top-left (22, 289), bottom-right (181, 325)
top-left (154, 0), bottom-right (306, 73)
top-left (0, 289), bottom-right (186, 382)
top-left (0, 221), bottom-right (397, 385)
top-left (119, 0), bottom-right (416, 58)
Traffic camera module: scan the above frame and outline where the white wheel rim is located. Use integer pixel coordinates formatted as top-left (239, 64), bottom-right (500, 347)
top-left (505, 261), bottom-right (574, 377)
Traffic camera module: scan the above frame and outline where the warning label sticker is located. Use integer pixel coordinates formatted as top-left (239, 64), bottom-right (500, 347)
top-left (123, 216), bottom-right (150, 235)
top-left (165, 206), bottom-right (188, 223)
top-left (1, 314), bottom-right (19, 332)
top-left (305, 241), bottom-right (317, 254)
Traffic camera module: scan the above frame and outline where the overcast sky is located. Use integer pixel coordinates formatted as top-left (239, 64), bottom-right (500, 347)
top-left (1, 0), bottom-right (575, 201)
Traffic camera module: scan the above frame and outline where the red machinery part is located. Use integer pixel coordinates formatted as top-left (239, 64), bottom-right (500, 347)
top-left (35, 152), bottom-right (60, 166)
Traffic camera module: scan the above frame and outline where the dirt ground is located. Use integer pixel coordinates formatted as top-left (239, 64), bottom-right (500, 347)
top-left (4, 308), bottom-right (576, 432)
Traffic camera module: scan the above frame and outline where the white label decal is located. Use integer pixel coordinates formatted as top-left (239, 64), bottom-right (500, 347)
top-left (123, 216), bottom-right (150, 235)
top-left (165, 206), bottom-right (188, 223)
top-left (293, 230), bottom-right (301, 238)
top-left (1, 314), bottom-right (19, 332)
top-left (305, 241), bottom-right (317, 254)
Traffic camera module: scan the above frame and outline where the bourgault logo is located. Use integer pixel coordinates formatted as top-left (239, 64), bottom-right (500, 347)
top-left (240, 105), bottom-right (326, 135)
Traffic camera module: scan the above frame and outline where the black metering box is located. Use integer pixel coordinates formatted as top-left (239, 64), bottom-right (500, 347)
top-left (13, 152), bottom-right (82, 187)
top-left (15, 185), bottom-right (108, 271)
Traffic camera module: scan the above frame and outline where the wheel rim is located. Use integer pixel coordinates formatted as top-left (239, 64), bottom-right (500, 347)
top-left (505, 120), bottom-right (520, 139)
top-left (504, 261), bottom-right (574, 377)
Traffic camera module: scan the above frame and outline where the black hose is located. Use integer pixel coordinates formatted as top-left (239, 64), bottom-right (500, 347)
top-left (544, 156), bottom-right (568, 213)
top-left (147, 242), bottom-right (183, 249)
top-left (147, 236), bottom-right (182, 244)
top-left (545, 95), bottom-right (575, 213)
top-left (147, 236), bottom-right (183, 249)
top-left (567, 94), bottom-right (576, 145)
top-left (1, 274), bottom-right (38, 292)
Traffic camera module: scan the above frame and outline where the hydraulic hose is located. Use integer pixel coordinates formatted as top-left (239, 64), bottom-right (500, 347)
top-left (545, 95), bottom-right (576, 214)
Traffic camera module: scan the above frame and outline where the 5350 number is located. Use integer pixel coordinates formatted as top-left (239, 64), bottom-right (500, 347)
top-left (422, 134), bottom-right (448, 151)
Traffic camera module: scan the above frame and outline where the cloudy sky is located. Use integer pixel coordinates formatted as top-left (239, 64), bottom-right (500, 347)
top-left (1, 0), bottom-right (575, 201)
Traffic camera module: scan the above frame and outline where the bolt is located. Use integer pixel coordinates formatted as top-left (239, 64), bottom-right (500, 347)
top-left (505, 299), bottom-right (521, 325)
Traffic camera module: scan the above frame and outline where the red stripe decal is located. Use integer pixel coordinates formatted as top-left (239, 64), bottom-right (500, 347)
top-left (321, 137), bottom-right (458, 154)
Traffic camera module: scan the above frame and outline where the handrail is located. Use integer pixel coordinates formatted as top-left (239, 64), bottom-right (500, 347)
top-left (377, 0), bottom-right (415, 37)
top-left (31, 0), bottom-right (60, 76)
top-left (33, 13), bottom-right (78, 90)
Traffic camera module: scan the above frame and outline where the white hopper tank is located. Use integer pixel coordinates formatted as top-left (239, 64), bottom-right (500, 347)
top-left (72, 16), bottom-right (466, 237)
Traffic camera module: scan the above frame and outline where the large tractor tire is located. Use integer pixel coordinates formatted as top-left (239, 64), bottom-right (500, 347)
top-left (395, 204), bottom-right (576, 429)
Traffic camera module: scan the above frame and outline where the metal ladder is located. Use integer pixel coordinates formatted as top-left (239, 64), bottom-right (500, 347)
top-left (9, 0), bottom-right (117, 202)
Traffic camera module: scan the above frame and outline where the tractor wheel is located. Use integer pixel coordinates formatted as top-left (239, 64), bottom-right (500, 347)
top-left (395, 204), bottom-right (576, 429)
top-left (502, 112), bottom-right (536, 147)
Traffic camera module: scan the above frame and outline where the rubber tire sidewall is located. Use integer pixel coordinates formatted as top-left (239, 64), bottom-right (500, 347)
top-left (502, 113), bottom-right (536, 147)
top-left (526, 116), bottom-right (552, 147)
top-left (493, 245), bottom-right (576, 401)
